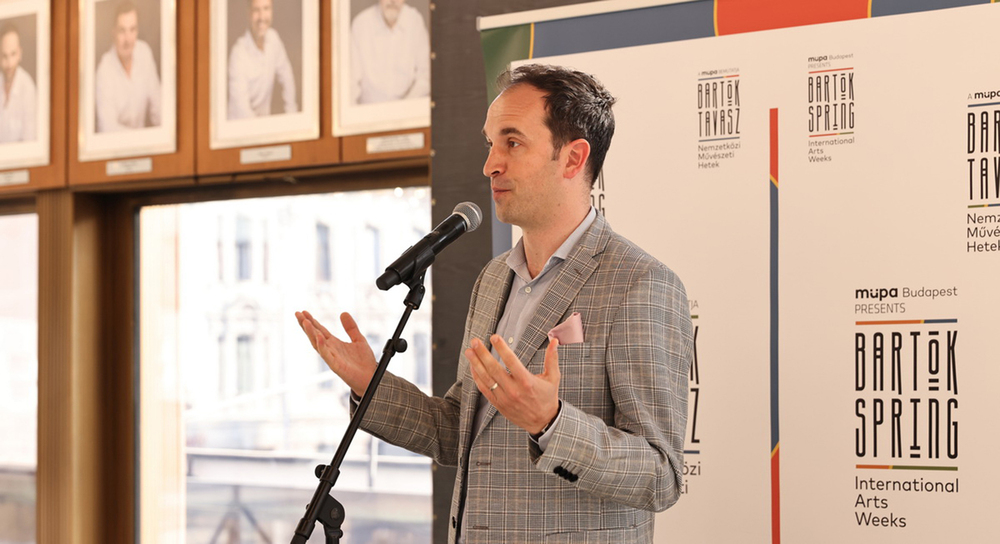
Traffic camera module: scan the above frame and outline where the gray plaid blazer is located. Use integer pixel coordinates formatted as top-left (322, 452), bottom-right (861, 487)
top-left (359, 214), bottom-right (693, 543)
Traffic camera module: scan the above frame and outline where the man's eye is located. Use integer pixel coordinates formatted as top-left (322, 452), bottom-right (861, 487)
top-left (508, 141), bottom-right (520, 148)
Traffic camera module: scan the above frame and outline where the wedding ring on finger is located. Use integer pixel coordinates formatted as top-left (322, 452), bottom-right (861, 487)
top-left (490, 382), bottom-right (499, 391)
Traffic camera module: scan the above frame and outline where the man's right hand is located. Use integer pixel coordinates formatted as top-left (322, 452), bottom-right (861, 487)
top-left (295, 311), bottom-right (377, 396)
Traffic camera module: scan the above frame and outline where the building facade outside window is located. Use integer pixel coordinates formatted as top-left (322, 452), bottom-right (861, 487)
top-left (139, 188), bottom-right (432, 543)
top-left (0, 213), bottom-right (38, 544)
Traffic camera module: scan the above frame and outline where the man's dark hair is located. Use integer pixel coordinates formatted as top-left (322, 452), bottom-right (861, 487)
top-left (496, 64), bottom-right (616, 186)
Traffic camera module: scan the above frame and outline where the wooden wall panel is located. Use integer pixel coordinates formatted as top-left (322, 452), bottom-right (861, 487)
top-left (341, 127), bottom-right (431, 163)
top-left (36, 191), bottom-right (104, 544)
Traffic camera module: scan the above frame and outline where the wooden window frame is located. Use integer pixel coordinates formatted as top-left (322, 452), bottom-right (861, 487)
top-left (2, 157), bottom-right (427, 544)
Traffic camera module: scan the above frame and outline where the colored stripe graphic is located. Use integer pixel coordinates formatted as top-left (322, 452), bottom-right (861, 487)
top-left (713, 0), bottom-right (719, 36)
top-left (716, 0), bottom-right (869, 35)
top-left (857, 465), bottom-right (958, 471)
top-left (810, 132), bottom-right (855, 137)
top-left (529, 23), bottom-right (535, 58)
top-left (968, 202), bottom-right (1000, 208)
top-left (769, 107), bottom-right (780, 544)
top-left (530, 2), bottom-right (715, 58)
top-left (856, 319), bottom-right (958, 325)
top-left (479, 24), bottom-right (532, 103)
top-left (872, 0), bottom-right (990, 18)
top-left (484, 0), bottom-right (998, 69)
top-left (699, 136), bottom-right (741, 143)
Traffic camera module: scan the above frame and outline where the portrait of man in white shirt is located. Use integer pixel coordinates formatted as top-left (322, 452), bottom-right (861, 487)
top-left (0, 21), bottom-right (37, 143)
top-left (349, 0), bottom-right (429, 105)
top-left (94, 1), bottom-right (162, 133)
top-left (228, 0), bottom-right (298, 120)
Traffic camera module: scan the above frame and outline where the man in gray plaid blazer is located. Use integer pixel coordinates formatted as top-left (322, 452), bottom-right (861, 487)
top-left (298, 64), bottom-right (693, 543)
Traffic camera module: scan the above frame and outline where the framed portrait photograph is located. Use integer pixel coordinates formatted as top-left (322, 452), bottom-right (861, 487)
top-left (332, 0), bottom-right (431, 136)
top-left (77, 0), bottom-right (176, 162)
top-left (209, 0), bottom-right (319, 150)
top-left (0, 0), bottom-right (49, 171)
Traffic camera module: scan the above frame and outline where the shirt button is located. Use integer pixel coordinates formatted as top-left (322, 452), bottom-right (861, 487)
top-left (508, 337), bottom-right (514, 344)
top-left (525, 286), bottom-right (532, 293)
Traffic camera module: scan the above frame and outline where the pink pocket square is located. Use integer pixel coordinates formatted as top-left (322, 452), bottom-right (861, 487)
top-left (548, 312), bottom-right (584, 345)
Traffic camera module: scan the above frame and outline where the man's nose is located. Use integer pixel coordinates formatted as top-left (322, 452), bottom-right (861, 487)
top-left (482, 148), bottom-right (503, 178)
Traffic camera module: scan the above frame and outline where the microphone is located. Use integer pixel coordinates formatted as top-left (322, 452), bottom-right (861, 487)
top-left (376, 201), bottom-right (483, 290)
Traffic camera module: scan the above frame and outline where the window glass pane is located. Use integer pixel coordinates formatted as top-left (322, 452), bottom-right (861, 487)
top-left (139, 188), bottom-right (432, 543)
top-left (316, 222), bottom-right (331, 282)
top-left (0, 213), bottom-right (38, 544)
top-left (236, 215), bottom-right (253, 281)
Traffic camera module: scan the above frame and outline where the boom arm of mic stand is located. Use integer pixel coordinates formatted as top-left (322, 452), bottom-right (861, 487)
top-left (290, 275), bottom-right (427, 543)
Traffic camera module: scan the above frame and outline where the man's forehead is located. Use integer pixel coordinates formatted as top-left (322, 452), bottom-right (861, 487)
top-left (483, 87), bottom-right (547, 134)
top-left (0, 32), bottom-right (18, 49)
top-left (116, 10), bottom-right (138, 25)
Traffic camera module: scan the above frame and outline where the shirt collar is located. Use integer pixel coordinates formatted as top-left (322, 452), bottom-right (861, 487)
top-left (506, 207), bottom-right (598, 282)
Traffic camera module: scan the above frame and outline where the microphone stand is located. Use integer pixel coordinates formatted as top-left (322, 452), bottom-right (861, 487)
top-left (290, 273), bottom-right (427, 544)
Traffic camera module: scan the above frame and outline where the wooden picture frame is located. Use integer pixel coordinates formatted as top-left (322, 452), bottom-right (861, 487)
top-left (332, 0), bottom-right (431, 137)
top-left (69, 0), bottom-right (195, 187)
top-left (340, 126), bottom-right (430, 163)
top-left (0, 0), bottom-right (62, 194)
top-left (197, 0), bottom-right (338, 177)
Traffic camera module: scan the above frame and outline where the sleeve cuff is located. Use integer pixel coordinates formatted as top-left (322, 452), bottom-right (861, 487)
top-left (529, 400), bottom-right (563, 451)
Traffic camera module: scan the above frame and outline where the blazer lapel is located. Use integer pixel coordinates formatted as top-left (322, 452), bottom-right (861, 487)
top-left (514, 214), bottom-right (611, 370)
top-left (461, 258), bottom-right (513, 443)
top-left (475, 215), bottom-right (612, 435)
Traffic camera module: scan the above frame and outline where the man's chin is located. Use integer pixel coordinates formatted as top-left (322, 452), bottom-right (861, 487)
top-left (493, 208), bottom-right (518, 226)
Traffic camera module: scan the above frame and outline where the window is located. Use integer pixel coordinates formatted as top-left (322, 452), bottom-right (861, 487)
top-left (217, 216), bottom-right (225, 281)
top-left (363, 225), bottom-right (381, 278)
top-left (414, 332), bottom-right (430, 390)
top-left (317, 222), bottom-right (332, 282)
top-left (236, 215), bottom-right (253, 281)
top-left (263, 220), bottom-right (270, 283)
top-left (139, 188), bottom-right (432, 543)
top-left (236, 334), bottom-right (254, 395)
top-left (0, 213), bottom-right (38, 544)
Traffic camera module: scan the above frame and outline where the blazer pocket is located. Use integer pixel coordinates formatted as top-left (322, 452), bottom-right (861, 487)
top-left (530, 342), bottom-right (593, 370)
top-left (528, 341), bottom-right (591, 366)
top-left (537, 343), bottom-right (610, 410)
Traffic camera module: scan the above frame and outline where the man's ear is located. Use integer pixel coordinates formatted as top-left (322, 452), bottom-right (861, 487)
top-left (561, 138), bottom-right (591, 180)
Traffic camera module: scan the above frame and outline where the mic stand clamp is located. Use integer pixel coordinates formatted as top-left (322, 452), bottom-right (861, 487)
top-left (291, 274), bottom-right (427, 543)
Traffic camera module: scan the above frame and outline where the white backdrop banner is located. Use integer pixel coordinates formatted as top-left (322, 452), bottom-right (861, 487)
top-left (481, 1), bottom-right (1000, 542)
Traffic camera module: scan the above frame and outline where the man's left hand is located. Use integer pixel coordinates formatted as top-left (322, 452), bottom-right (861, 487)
top-left (466, 334), bottom-right (561, 435)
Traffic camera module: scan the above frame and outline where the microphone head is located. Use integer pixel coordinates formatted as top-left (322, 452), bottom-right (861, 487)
top-left (453, 201), bottom-right (483, 232)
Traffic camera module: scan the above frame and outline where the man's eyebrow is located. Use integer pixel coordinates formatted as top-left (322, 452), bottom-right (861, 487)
top-left (483, 126), bottom-right (527, 139)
